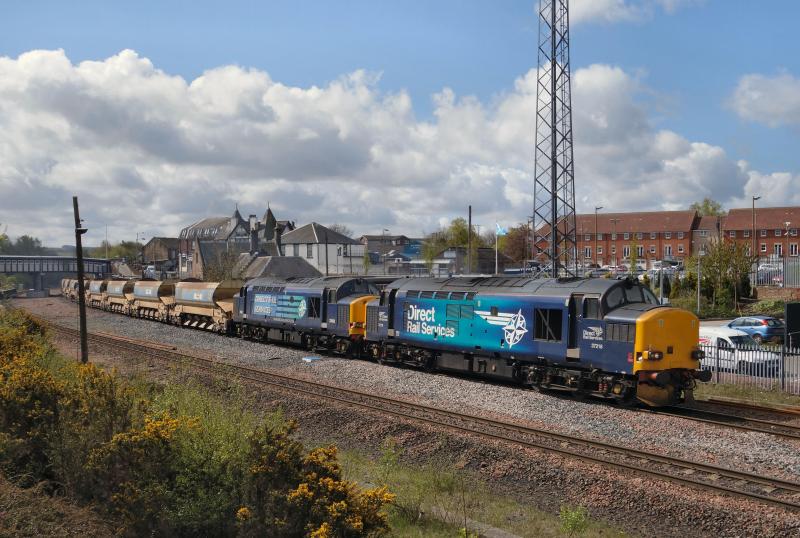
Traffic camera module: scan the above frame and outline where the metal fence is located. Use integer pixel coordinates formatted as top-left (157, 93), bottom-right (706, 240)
top-left (749, 256), bottom-right (800, 288)
top-left (698, 343), bottom-right (800, 395)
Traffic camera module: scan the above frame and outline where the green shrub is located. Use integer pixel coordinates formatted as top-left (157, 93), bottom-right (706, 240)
top-left (559, 505), bottom-right (589, 537)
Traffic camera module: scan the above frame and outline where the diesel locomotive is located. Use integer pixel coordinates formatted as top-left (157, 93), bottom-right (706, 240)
top-left (64, 274), bottom-right (709, 407)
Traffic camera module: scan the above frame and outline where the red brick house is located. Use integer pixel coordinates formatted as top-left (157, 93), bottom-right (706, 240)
top-left (723, 206), bottom-right (800, 259)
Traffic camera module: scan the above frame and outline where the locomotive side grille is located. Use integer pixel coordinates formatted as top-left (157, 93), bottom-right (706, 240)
top-left (337, 304), bottom-right (350, 328)
top-left (366, 306), bottom-right (379, 333)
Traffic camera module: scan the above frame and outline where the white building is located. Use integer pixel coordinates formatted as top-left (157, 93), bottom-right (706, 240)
top-left (279, 223), bottom-right (366, 275)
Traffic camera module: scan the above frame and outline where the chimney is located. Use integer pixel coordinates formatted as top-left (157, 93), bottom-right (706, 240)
top-left (249, 215), bottom-right (258, 254)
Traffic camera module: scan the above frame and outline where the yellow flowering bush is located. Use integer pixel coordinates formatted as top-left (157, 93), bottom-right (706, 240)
top-left (0, 356), bottom-right (64, 483)
top-left (86, 413), bottom-right (197, 535)
top-left (0, 309), bottom-right (393, 536)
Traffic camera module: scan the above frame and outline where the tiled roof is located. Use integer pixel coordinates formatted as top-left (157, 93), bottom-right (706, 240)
top-left (695, 215), bottom-right (723, 232)
top-left (725, 207), bottom-right (800, 231)
top-left (575, 210), bottom-right (697, 234)
top-left (281, 222), bottom-right (360, 245)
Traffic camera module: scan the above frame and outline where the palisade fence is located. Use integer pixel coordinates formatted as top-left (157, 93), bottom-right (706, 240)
top-left (698, 342), bottom-right (800, 395)
top-left (749, 256), bottom-right (800, 289)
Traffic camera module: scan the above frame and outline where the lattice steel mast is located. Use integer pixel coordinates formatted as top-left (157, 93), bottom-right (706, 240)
top-left (533, 0), bottom-right (577, 278)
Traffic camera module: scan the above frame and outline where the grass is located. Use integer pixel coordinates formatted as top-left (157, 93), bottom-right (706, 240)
top-left (0, 474), bottom-right (115, 537)
top-left (336, 444), bottom-right (631, 538)
top-left (694, 382), bottom-right (800, 407)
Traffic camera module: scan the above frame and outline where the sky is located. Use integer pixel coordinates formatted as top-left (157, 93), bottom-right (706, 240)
top-left (1, 0), bottom-right (800, 247)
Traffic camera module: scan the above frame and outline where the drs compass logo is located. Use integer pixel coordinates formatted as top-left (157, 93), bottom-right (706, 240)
top-left (475, 308), bottom-right (528, 348)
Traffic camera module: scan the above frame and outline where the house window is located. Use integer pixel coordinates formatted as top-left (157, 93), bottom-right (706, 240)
top-left (664, 245), bottom-right (673, 257)
top-left (665, 232), bottom-right (672, 239)
top-left (584, 234), bottom-right (591, 241)
top-left (636, 232), bottom-right (643, 240)
top-left (649, 245), bottom-right (656, 254)
top-left (534, 308), bottom-right (562, 342)
top-left (700, 244), bottom-right (707, 255)
top-left (584, 246), bottom-right (592, 258)
top-left (678, 244), bottom-right (684, 254)
top-left (597, 233), bottom-right (603, 240)
top-left (792, 229), bottom-right (798, 237)
top-left (611, 233), bottom-right (617, 240)
top-left (622, 246), bottom-right (631, 258)
top-left (677, 232), bottom-right (684, 239)
top-left (650, 232), bottom-right (657, 239)
top-left (761, 243), bottom-right (767, 252)
top-left (760, 229), bottom-right (767, 237)
top-left (306, 244), bottom-right (313, 258)
top-left (293, 244), bottom-right (299, 257)
top-left (699, 230), bottom-right (708, 237)
top-left (598, 246), bottom-right (603, 255)
top-left (775, 229), bottom-right (782, 237)
top-left (611, 246), bottom-right (616, 255)
top-left (775, 243), bottom-right (783, 256)
top-left (743, 230), bottom-right (750, 238)
top-left (637, 246), bottom-right (644, 257)
top-left (623, 233), bottom-right (630, 240)
top-left (791, 244), bottom-right (799, 257)
top-left (729, 230), bottom-right (736, 238)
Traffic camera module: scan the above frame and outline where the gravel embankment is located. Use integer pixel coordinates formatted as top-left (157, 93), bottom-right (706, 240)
top-left (24, 297), bottom-right (800, 481)
top-left (21, 297), bottom-right (800, 537)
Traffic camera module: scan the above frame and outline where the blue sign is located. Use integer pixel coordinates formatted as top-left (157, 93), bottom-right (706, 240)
top-left (252, 293), bottom-right (307, 319)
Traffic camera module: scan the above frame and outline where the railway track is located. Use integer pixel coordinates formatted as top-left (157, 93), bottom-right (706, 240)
top-left (44, 320), bottom-right (800, 513)
top-left (649, 406), bottom-right (800, 441)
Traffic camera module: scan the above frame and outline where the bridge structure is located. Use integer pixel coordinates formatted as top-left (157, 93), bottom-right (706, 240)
top-left (0, 255), bottom-right (112, 291)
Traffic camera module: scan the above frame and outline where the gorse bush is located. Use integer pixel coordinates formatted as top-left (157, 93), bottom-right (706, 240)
top-left (0, 309), bottom-right (392, 536)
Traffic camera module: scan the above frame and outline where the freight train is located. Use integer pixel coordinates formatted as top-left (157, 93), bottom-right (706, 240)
top-left (61, 275), bottom-right (710, 407)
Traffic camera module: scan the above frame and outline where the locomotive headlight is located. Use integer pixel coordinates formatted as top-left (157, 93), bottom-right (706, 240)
top-left (691, 349), bottom-right (705, 361)
top-left (644, 350), bottom-right (663, 360)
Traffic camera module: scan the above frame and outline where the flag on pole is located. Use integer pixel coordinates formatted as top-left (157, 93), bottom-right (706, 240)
top-left (496, 223), bottom-right (507, 236)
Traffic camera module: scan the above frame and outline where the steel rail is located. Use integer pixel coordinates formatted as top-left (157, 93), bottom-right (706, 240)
top-left (43, 320), bottom-right (800, 513)
top-left (647, 407), bottom-right (800, 441)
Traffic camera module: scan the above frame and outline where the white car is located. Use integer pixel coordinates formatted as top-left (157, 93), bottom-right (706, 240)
top-left (698, 326), bottom-right (781, 376)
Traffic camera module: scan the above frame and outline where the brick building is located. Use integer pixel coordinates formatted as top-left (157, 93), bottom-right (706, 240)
top-left (141, 237), bottom-right (179, 268)
top-left (723, 206), bottom-right (800, 259)
top-left (574, 210), bottom-right (697, 267)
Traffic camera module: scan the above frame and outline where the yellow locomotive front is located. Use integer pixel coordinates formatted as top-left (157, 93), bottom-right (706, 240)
top-left (633, 307), bottom-right (709, 406)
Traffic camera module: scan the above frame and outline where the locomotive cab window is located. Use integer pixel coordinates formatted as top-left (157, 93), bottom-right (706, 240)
top-left (583, 298), bottom-right (600, 319)
top-left (534, 308), bottom-right (563, 342)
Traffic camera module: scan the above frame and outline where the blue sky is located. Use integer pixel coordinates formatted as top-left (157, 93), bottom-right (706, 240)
top-left (1, 1), bottom-right (799, 244)
top-left (3, 1), bottom-right (797, 171)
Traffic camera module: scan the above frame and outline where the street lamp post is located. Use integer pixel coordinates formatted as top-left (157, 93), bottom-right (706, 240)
top-left (785, 221), bottom-right (791, 268)
top-left (594, 206), bottom-right (603, 267)
top-left (752, 195), bottom-right (760, 260)
top-left (382, 228), bottom-right (389, 275)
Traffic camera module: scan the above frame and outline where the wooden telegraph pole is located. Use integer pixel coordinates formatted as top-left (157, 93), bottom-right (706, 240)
top-left (73, 196), bottom-right (89, 363)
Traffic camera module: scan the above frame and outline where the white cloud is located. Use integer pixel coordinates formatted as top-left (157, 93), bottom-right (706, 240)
top-left (0, 48), bottom-right (792, 247)
top-left (571, 0), bottom-right (703, 25)
top-left (729, 72), bottom-right (800, 128)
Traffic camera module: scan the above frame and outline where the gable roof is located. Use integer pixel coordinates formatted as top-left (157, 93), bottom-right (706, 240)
top-left (280, 222), bottom-right (360, 245)
top-left (725, 206), bottom-right (800, 231)
top-left (575, 210), bottom-right (697, 235)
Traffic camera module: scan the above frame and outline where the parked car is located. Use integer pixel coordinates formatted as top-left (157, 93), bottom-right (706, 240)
top-left (588, 268), bottom-right (611, 277)
top-left (726, 316), bottom-right (785, 344)
top-left (699, 326), bottom-right (781, 375)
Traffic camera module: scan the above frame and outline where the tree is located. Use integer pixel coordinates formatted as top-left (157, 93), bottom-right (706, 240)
top-left (500, 224), bottom-right (530, 264)
top-left (91, 241), bottom-right (142, 262)
top-left (203, 249), bottom-right (242, 281)
top-left (690, 198), bottom-right (726, 217)
top-left (421, 218), bottom-right (493, 274)
top-left (362, 249), bottom-right (371, 274)
top-left (327, 223), bottom-right (354, 238)
top-left (9, 235), bottom-right (46, 255)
